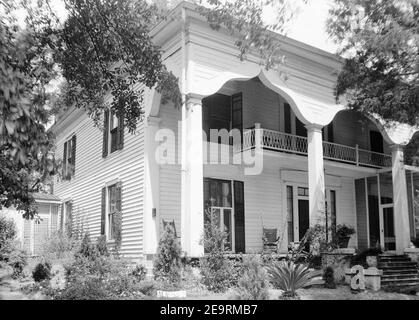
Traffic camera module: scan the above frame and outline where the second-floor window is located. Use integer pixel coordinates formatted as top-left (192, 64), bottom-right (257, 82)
top-left (103, 109), bottom-right (124, 158)
top-left (62, 135), bottom-right (76, 180)
top-left (202, 93), bottom-right (243, 144)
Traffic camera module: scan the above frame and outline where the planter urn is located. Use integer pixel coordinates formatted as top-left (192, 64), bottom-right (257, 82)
top-left (366, 255), bottom-right (378, 268)
top-left (338, 236), bottom-right (351, 248)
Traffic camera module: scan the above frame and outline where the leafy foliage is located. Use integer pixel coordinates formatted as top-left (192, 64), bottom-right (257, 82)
top-left (0, 1), bottom-right (58, 218)
top-left (53, 233), bottom-right (144, 300)
top-left (0, 215), bottom-right (27, 278)
top-left (323, 266), bottom-right (336, 289)
top-left (230, 255), bottom-right (270, 300)
top-left (199, 206), bottom-right (232, 292)
top-left (197, 0), bottom-right (307, 70)
top-left (32, 261), bottom-right (52, 282)
top-left (267, 260), bottom-right (319, 298)
top-left (327, 0), bottom-right (419, 126)
top-left (153, 223), bottom-right (183, 286)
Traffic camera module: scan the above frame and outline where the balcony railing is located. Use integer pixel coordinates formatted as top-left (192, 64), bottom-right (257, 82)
top-left (237, 127), bottom-right (392, 168)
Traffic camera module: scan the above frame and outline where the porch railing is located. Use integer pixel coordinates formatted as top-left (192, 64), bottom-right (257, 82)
top-left (237, 127), bottom-right (392, 168)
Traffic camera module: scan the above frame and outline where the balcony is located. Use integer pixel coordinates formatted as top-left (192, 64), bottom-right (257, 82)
top-left (236, 126), bottom-right (392, 168)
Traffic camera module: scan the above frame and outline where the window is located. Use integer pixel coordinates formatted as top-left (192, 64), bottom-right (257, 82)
top-left (202, 93), bottom-right (243, 144)
top-left (298, 187), bottom-right (309, 197)
top-left (62, 135), bottom-right (76, 180)
top-left (101, 183), bottom-right (122, 240)
top-left (102, 109), bottom-right (124, 157)
top-left (295, 117), bottom-right (307, 137)
top-left (204, 178), bottom-right (233, 251)
top-left (107, 184), bottom-right (118, 240)
top-left (287, 186), bottom-right (294, 243)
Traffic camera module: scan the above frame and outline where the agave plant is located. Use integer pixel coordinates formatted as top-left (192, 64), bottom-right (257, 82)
top-left (267, 260), bottom-right (321, 298)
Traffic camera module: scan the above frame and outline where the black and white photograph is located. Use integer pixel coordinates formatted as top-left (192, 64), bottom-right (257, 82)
top-left (1, 0), bottom-right (419, 306)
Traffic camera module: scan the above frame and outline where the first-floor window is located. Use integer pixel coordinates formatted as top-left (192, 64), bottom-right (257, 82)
top-left (61, 201), bottom-right (73, 236)
top-left (107, 184), bottom-right (118, 240)
top-left (204, 178), bottom-right (233, 251)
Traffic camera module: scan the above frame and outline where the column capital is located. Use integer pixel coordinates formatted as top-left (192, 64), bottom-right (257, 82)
top-left (305, 123), bottom-right (323, 133)
top-left (146, 116), bottom-right (161, 126)
top-left (390, 144), bottom-right (406, 152)
top-left (185, 93), bottom-right (204, 107)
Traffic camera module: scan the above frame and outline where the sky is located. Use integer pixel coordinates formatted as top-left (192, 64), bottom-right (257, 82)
top-left (286, 0), bottom-right (339, 54)
top-left (13, 0), bottom-right (338, 54)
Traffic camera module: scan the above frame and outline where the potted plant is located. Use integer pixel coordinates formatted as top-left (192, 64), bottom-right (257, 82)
top-left (335, 224), bottom-right (355, 248)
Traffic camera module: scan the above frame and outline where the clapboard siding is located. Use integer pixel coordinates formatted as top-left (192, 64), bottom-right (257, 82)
top-left (355, 178), bottom-right (369, 250)
top-left (336, 178), bottom-right (358, 247)
top-left (244, 164), bottom-right (284, 253)
top-left (54, 111), bottom-right (145, 260)
top-left (158, 101), bottom-right (182, 234)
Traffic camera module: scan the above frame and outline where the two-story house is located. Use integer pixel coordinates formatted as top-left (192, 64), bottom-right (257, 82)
top-left (51, 2), bottom-right (419, 263)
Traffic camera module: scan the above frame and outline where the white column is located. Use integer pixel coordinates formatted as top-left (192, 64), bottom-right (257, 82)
top-left (391, 144), bottom-right (411, 253)
top-left (181, 95), bottom-right (204, 257)
top-left (143, 116), bottom-right (161, 257)
top-left (306, 124), bottom-right (326, 226)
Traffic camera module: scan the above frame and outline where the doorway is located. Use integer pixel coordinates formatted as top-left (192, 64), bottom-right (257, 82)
top-left (298, 199), bottom-right (309, 240)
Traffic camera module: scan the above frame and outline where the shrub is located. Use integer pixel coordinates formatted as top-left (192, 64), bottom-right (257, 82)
top-left (8, 248), bottom-right (27, 279)
top-left (267, 261), bottom-right (320, 298)
top-left (153, 223), bottom-right (183, 286)
top-left (96, 235), bottom-right (109, 257)
top-left (54, 234), bottom-right (144, 300)
top-left (138, 279), bottom-right (156, 296)
top-left (323, 266), bottom-right (336, 289)
top-left (32, 262), bottom-right (52, 282)
top-left (200, 206), bottom-right (232, 292)
top-left (231, 255), bottom-right (270, 300)
top-left (0, 215), bottom-right (27, 278)
top-left (131, 264), bottom-right (147, 282)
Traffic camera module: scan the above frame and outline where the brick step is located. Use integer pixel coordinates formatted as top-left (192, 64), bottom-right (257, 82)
top-left (378, 256), bottom-right (412, 262)
top-left (381, 277), bottom-right (419, 285)
top-left (378, 262), bottom-right (417, 268)
top-left (382, 274), bottom-right (419, 281)
top-left (381, 268), bottom-right (418, 273)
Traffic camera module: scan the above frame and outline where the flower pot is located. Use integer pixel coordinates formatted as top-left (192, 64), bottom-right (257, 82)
top-left (337, 236), bottom-right (350, 248)
top-left (366, 256), bottom-right (378, 268)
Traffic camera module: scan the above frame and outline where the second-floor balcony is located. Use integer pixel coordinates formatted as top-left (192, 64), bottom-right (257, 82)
top-left (235, 125), bottom-right (392, 169)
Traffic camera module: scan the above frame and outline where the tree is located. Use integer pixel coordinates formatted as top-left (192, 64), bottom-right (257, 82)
top-left (1, 0), bottom-right (58, 218)
top-left (327, 0), bottom-right (419, 126)
top-left (1, 0), bottom-right (305, 218)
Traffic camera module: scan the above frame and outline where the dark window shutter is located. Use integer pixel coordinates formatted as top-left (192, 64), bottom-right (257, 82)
top-left (101, 187), bottom-right (106, 235)
top-left (62, 141), bottom-right (67, 179)
top-left (234, 180), bottom-right (245, 253)
top-left (116, 182), bottom-right (122, 212)
top-left (102, 110), bottom-right (109, 158)
top-left (328, 122), bottom-right (334, 143)
top-left (295, 117), bottom-right (307, 137)
top-left (117, 112), bottom-right (124, 150)
top-left (284, 103), bottom-right (291, 134)
top-left (232, 93), bottom-right (243, 133)
top-left (71, 135), bottom-right (76, 176)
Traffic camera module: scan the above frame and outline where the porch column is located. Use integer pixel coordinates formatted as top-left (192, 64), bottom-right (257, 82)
top-left (181, 95), bottom-right (205, 257)
top-left (391, 144), bottom-right (411, 253)
top-left (143, 116), bottom-right (160, 257)
top-left (306, 124), bottom-right (326, 226)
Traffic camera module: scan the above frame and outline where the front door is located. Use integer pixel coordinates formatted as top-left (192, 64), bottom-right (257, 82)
top-left (381, 205), bottom-right (396, 251)
top-left (298, 199), bottom-right (309, 240)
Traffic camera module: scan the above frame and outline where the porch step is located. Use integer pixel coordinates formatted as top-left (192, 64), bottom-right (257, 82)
top-left (382, 273), bottom-right (419, 280)
top-left (378, 254), bottom-right (419, 293)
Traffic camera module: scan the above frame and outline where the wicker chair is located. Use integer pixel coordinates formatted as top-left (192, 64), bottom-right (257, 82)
top-left (262, 227), bottom-right (280, 253)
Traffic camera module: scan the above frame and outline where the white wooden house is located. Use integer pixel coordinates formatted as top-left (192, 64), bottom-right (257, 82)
top-left (50, 2), bottom-right (419, 262)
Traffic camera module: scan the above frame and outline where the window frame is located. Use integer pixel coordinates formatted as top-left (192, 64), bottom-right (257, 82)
top-left (204, 178), bottom-right (235, 252)
top-left (106, 183), bottom-right (118, 241)
top-left (63, 135), bottom-right (75, 180)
